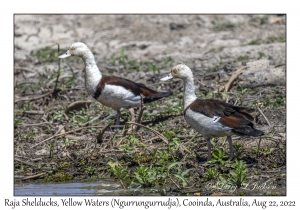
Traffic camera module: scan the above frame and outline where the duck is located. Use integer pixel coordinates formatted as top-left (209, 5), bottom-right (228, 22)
top-left (160, 64), bottom-right (263, 164)
top-left (59, 42), bottom-right (172, 126)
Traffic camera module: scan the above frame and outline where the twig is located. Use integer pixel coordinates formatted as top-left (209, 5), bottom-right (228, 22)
top-left (65, 135), bottom-right (86, 140)
top-left (65, 100), bottom-right (93, 114)
top-left (97, 123), bottom-right (112, 144)
top-left (99, 111), bottom-right (119, 123)
top-left (31, 158), bottom-right (43, 161)
top-left (115, 136), bottom-right (126, 147)
top-left (264, 168), bottom-right (284, 173)
top-left (183, 132), bottom-right (199, 145)
top-left (14, 90), bottom-right (54, 103)
top-left (21, 172), bottom-right (47, 180)
top-left (63, 112), bottom-right (69, 120)
top-left (21, 122), bottom-right (53, 127)
top-left (54, 124), bottom-right (65, 136)
top-left (135, 94), bottom-right (146, 132)
top-left (169, 176), bottom-right (181, 189)
top-left (126, 122), bottom-right (168, 144)
top-left (30, 125), bottom-right (103, 149)
top-left (21, 110), bottom-right (45, 115)
top-left (119, 180), bottom-right (126, 189)
top-left (81, 114), bottom-right (102, 127)
top-left (54, 42), bottom-right (61, 94)
top-left (223, 66), bottom-right (247, 92)
top-left (256, 137), bottom-right (262, 158)
top-left (257, 106), bottom-right (272, 127)
top-left (145, 136), bottom-right (160, 143)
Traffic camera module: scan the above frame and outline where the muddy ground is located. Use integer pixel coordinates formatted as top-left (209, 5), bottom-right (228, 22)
top-left (14, 14), bottom-right (286, 196)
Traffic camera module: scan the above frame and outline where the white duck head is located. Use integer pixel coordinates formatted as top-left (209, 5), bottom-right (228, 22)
top-left (58, 42), bottom-right (90, 58)
top-left (161, 64), bottom-right (196, 109)
top-left (160, 64), bottom-right (194, 81)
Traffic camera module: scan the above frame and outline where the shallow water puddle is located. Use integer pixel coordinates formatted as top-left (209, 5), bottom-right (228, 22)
top-left (14, 179), bottom-right (146, 196)
top-left (15, 179), bottom-right (286, 196)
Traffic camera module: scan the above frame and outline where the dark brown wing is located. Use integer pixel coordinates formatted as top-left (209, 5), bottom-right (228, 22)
top-left (93, 75), bottom-right (172, 103)
top-left (185, 98), bottom-right (263, 137)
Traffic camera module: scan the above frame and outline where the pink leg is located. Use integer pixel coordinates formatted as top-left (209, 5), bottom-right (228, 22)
top-left (227, 136), bottom-right (234, 161)
top-left (115, 110), bottom-right (121, 125)
top-left (129, 108), bottom-right (135, 122)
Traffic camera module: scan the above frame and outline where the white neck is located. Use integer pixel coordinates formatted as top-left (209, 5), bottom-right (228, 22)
top-left (81, 50), bottom-right (102, 95)
top-left (183, 76), bottom-right (197, 110)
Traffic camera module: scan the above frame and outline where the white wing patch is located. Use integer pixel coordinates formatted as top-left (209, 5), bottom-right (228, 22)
top-left (97, 84), bottom-right (140, 109)
top-left (212, 116), bottom-right (221, 123)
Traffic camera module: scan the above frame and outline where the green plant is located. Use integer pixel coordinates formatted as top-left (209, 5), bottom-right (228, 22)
top-left (47, 144), bottom-right (54, 157)
top-left (248, 36), bottom-right (286, 46)
top-left (207, 65), bottom-right (219, 72)
top-left (204, 168), bottom-right (219, 180)
top-left (86, 166), bottom-right (96, 176)
top-left (161, 97), bottom-right (182, 115)
top-left (15, 81), bottom-right (45, 93)
top-left (143, 61), bottom-right (160, 72)
top-left (168, 137), bottom-right (181, 152)
top-left (31, 46), bottom-right (59, 62)
top-left (152, 149), bottom-right (175, 165)
top-left (134, 166), bottom-right (157, 187)
top-left (19, 103), bottom-right (32, 114)
top-left (167, 162), bottom-right (192, 188)
top-left (237, 55), bottom-right (249, 61)
top-left (259, 15), bottom-right (268, 25)
top-left (129, 135), bottom-right (140, 145)
top-left (258, 52), bottom-right (266, 58)
top-left (252, 147), bottom-right (275, 156)
top-left (208, 146), bottom-right (228, 165)
top-left (248, 39), bottom-right (263, 45)
top-left (108, 161), bottom-right (132, 188)
top-left (233, 142), bottom-right (245, 159)
top-left (79, 159), bottom-right (86, 166)
top-left (220, 92), bottom-right (229, 101)
top-left (63, 138), bottom-right (78, 147)
top-left (262, 97), bottom-right (271, 107)
top-left (262, 96), bottom-right (285, 109)
top-left (108, 49), bottom-right (173, 73)
top-left (213, 21), bottom-right (236, 31)
top-left (44, 171), bottom-right (73, 182)
top-left (65, 76), bottom-right (76, 87)
top-left (119, 144), bottom-right (133, 153)
top-left (133, 162), bottom-right (192, 188)
top-left (267, 36), bottom-right (286, 43)
top-left (17, 130), bottom-right (38, 141)
top-left (14, 119), bottom-right (21, 127)
top-left (272, 96), bottom-right (285, 109)
top-left (68, 108), bottom-right (94, 127)
top-left (237, 83), bottom-right (251, 95)
top-left (51, 110), bottom-right (64, 122)
top-left (164, 131), bottom-right (175, 140)
top-left (228, 160), bottom-right (248, 188)
top-left (19, 163), bottom-right (24, 172)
